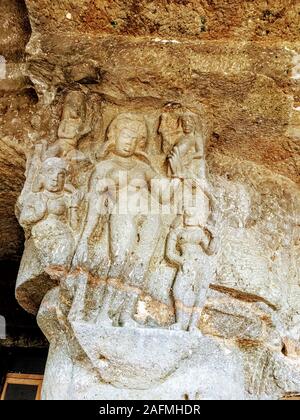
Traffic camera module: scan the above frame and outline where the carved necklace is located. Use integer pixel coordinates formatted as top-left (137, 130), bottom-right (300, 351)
top-left (43, 190), bottom-right (65, 199)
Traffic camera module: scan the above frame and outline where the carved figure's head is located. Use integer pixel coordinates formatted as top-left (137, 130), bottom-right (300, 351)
top-left (99, 113), bottom-right (148, 160)
top-left (179, 113), bottom-right (196, 135)
top-left (183, 207), bottom-right (201, 227)
top-left (58, 91), bottom-right (86, 139)
top-left (41, 158), bottom-right (68, 193)
top-left (183, 200), bottom-right (210, 228)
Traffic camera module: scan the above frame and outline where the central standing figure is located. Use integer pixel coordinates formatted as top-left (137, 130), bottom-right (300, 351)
top-left (77, 113), bottom-right (181, 327)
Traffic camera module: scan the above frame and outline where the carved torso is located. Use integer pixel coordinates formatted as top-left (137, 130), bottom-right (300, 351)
top-left (93, 156), bottom-right (156, 214)
top-left (172, 226), bottom-right (210, 276)
top-left (19, 191), bottom-right (71, 230)
top-left (43, 192), bottom-right (69, 219)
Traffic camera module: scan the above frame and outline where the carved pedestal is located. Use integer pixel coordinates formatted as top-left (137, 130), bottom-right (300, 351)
top-left (37, 286), bottom-right (245, 400)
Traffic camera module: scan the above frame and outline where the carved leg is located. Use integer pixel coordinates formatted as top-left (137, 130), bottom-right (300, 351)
top-left (108, 288), bottom-right (127, 325)
top-left (171, 271), bottom-right (196, 331)
top-left (188, 282), bottom-right (207, 332)
top-left (172, 302), bottom-right (192, 331)
top-left (83, 278), bottom-right (106, 323)
top-left (188, 301), bottom-right (203, 332)
top-left (118, 215), bottom-right (161, 325)
top-left (108, 215), bottom-right (137, 278)
top-left (188, 309), bottom-right (203, 333)
top-left (96, 284), bottom-right (115, 326)
top-left (119, 292), bottom-right (140, 328)
top-left (96, 216), bottom-right (138, 325)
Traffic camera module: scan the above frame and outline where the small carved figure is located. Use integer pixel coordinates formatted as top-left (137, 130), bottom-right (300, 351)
top-left (19, 157), bottom-right (83, 269)
top-left (158, 105), bottom-right (181, 155)
top-left (167, 113), bottom-right (204, 178)
top-left (47, 91), bottom-right (92, 159)
top-left (166, 206), bottom-right (217, 332)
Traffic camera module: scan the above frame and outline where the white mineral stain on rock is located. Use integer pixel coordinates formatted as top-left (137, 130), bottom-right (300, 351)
top-left (136, 301), bottom-right (150, 323)
top-left (152, 38), bottom-right (180, 44)
top-left (0, 56), bottom-right (6, 80)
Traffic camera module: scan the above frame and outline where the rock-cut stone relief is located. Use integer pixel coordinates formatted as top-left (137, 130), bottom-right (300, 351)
top-left (16, 100), bottom-right (214, 314)
top-left (55, 90), bottom-right (90, 158)
top-left (159, 106), bottom-right (206, 180)
top-left (17, 153), bottom-right (84, 270)
top-left (74, 110), bottom-right (211, 328)
top-left (14, 92), bottom-right (300, 400)
top-left (166, 205), bottom-right (217, 331)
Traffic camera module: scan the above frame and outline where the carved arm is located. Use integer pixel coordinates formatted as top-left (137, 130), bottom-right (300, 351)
top-left (193, 133), bottom-right (205, 159)
top-left (19, 194), bottom-right (47, 229)
top-left (205, 236), bottom-right (218, 256)
top-left (201, 229), bottom-right (218, 256)
top-left (165, 229), bottom-right (184, 268)
top-left (69, 191), bottom-right (85, 231)
top-left (79, 168), bottom-right (110, 243)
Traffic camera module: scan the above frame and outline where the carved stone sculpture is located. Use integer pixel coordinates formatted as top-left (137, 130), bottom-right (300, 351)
top-left (16, 153), bottom-right (84, 313)
top-left (56, 91), bottom-right (88, 157)
top-left (0, 0), bottom-right (298, 401)
top-left (46, 90), bottom-right (94, 161)
top-left (166, 206), bottom-right (217, 331)
top-left (13, 94), bottom-right (300, 400)
top-left (76, 112), bottom-right (182, 327)
top-left (167, 113), bottom-right (205, 179)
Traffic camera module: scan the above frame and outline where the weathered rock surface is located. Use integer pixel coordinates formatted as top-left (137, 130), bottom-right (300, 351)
top-left (0, 0), bottom-right (299, 400)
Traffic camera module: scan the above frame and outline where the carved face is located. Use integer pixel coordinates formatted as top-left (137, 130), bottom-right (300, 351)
top-left (181, 116), bottom-right (195, 134)
top-left (115, 128), bottom-right (139, 157)
top-left (43, 166), bottom-right (66, 192)
top-left (183, 208), bottom-right (200, 226)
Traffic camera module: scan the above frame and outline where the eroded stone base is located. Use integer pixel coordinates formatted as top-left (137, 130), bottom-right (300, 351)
top-left (41, 323), bottom-right (245, 400)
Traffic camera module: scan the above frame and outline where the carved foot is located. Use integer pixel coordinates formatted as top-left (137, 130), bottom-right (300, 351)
top-left (96, 313), bottom-right (113, 327)
top-left (169, 322), bottom-right (186, 331)
top-left (188, 326), bottom-right (202, 335)
top-left (120, 317), bottom-right (140, 328)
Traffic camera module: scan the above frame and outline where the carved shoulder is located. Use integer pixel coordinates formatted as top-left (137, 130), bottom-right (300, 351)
top-left (88, 161), bottom-right (112, 188)
top-left (167, 227), bottom-right (183, 242)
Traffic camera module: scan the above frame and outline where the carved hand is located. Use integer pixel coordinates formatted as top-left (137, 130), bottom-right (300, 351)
top-left (70, 191), bottom-right (84, 208)
top-left (166, 244), bottom-right (184, 268)
top-left (181, 262), bottom-right (189, 274)
top-left (19, 196), bottom-right (47, 227)
top-left (168, 147), bottom-right (184, 178)
top-left (192, 151), bottom-right (203, 160)
top-left (206, 237), bottom-right (218, 256)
